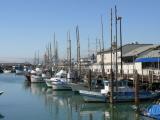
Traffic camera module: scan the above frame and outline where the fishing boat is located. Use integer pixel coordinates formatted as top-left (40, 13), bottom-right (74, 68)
top-left (51, 78), bottom-right (71, 90)
top-left (3, 69), bottom-right (11, 73)
top-left (31, 74), bottom-right (44, 83)
top-left (69, 82), bottom-right (88, 92)
top-left (15, 65), bottom-right (24, 75)
top-left (140, 104), bottom-right (160, 120)
top-left (70, 78), bottom-right (104, 94)
top-left (30, 68), bottom-right (45, 83)
top-left (79, 80), bottom-right (108, 102)
top-left (79, 79), bottom-right (160, 103)
top-left (49, 70), bottom-right (71, 90)
top-left (114, 91), bottom-right (159, 102)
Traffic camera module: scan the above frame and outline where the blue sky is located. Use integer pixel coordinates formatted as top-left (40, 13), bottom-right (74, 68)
top-left (0, 0), bottom-right (160, 62)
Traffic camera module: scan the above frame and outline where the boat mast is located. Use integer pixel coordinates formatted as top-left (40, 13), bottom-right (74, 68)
top-left (96, 38), bottom-right (98, 54)
top-left (69, 32), bottom-right (72, 71)
top-left (68, 31), bottom-right (72, 71)
top-left (88, 37), bottom-right (90, 60)
top-left (53, 32), bottom-right (56, 69)
top-left (101, 16), bottom-right (105, 79)
top-left (56, 40), bottom-right (59, 68)
top-left (99, 38), bottom-right (102, 76)
top-left (49, 42), bottom-right (52, 66)
top-left (34, 52), bottom-right (37, 66)
top-left (117, 16), bottom-right (123, 77)
top-left (76, 26), bottom-right (81, 80)
top-left (110, 8), bottom-right (113, 104)
top-left (115, 5), bottom-right (118, 90)
top-left (37, 50), bottom-right (39, 65)
top-left (67, 32), bottom-right (69, 70)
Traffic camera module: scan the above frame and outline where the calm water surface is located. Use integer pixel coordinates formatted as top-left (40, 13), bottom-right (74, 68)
top-left (0, 74), bottom-right (150, 120)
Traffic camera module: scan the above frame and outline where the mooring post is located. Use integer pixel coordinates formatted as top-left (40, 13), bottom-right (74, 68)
top-left (134, 70), bottom-right (139, 106)
top-left (109, 69), bottom-right (114, 104)
top-left (88, 69), bottom-right (92, 91)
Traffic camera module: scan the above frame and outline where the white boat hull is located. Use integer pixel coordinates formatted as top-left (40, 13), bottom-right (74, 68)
top-left (52, 84), bottom-right (71, 90)
top-left (69, 82), bottom-right (89, 92)
top-left (3, 70), bottom-right (11, 73)
top-left (31, 75), bottom-right (44, 83)
top-left (15, 70), bottom-right (24, 75)
top-left (45, 79), bottom-right (52, 87)
top-left (79, 90), bottom-right (107, 102)
top-left (79, 90), bottom-right (160, 103)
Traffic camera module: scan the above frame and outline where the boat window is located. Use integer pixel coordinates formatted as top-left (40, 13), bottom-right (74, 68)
top-left (104, 81), bottom-right (109, 86)
top-left (97, 80), bottom-right (103, 85)
top-left (128, 81), bottom-right (133, 87)
top-left (60, 74), bottom-right (66, 78)
top-left (118, 81), bottom-right (123, 87)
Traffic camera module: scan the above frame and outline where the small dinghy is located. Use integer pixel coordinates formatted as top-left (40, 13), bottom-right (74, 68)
top-left (140, 104), bottom-right (160, 120)
top-left (0, 91), bottom-right (4, 95)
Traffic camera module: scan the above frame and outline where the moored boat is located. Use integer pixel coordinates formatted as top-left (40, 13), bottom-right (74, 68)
top-left (15, 69), bottom-right (24, 75)
top-left (69, 82), bottom-right (89, 92)
top-left (79, 80), bottom-right (109, 102)
top-left (140, 104), bottom-right (160, 120)
top-left (79, 90), bottom-right (107, 102)
top-left (79, 79), bottom-right (160, 103)
top-left (31, 74), bottom-right (44, 83)
top-left (15, 65), bottom-right (24, 75)
top-left (69, 78), bottom-right (104, 93)
top-left (3, 70), bottom-right (11, 73)
top-left (30, 68), bottom-right (45, 83)
top-left (51, 78), bottom-right (71, 90)
top-left (47, 70), bottom-right (71, 90)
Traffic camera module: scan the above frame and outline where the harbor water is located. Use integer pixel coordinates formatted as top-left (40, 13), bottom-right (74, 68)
top-left (0, 73), bottom-right (150, 120)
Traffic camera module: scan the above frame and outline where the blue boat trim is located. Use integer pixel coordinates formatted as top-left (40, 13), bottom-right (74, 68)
top-left (135, 57), bottom-right (160, 62)
top-left (140, 104), bottom-right (160, 120)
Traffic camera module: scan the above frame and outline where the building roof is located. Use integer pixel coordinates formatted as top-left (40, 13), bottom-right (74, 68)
top-left (137, 49), bottom-right (160, 58)
top-left (122, 44), bottom-right (159, 57)
top-left (97, 43), bottom-right (155, 57)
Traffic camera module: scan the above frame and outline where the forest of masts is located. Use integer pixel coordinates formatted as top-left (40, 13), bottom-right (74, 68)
top-left (32, 6), bottom-right (124, 82)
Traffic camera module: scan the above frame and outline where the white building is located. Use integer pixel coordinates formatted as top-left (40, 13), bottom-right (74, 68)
top-left (91, 43), bottom-right (160, 77)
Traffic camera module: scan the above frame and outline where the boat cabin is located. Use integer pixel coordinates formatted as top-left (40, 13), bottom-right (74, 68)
top-left (101, 79), bottom-right (134, 94)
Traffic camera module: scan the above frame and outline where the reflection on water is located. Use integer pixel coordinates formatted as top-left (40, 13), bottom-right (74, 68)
top-left (0, 74), bottom-right (149, 120)
top-left (25, 82), bottom-right (140, 120)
